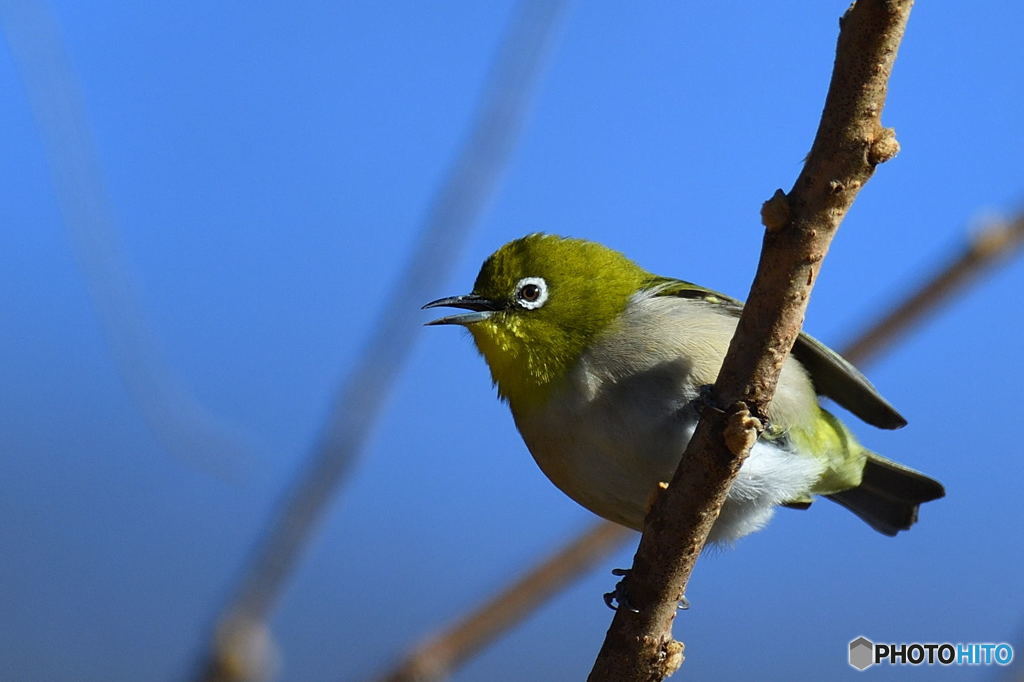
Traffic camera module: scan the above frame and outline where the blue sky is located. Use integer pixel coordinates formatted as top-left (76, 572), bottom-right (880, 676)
top-left (2, 2), bottom-right (1023, 681)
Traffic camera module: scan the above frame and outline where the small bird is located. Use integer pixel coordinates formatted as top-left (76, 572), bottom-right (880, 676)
top-left (424, 234), bottom-right (943, 543)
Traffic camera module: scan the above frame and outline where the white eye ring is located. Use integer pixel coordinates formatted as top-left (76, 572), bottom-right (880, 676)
top-left (514, 276), bottom-right (548, 310)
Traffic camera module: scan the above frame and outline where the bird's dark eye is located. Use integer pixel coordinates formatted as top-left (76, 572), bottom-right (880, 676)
top-left (519, 283), bottom-right (540, 302)
top-left (513, 276), bottom-right (548, 309)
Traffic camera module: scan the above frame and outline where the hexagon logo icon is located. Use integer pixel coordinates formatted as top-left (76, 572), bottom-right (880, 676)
top-left (849, 636), bottom-right (875, 670)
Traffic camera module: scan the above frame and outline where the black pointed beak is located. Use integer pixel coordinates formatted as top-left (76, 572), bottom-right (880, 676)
top-left (422, 294), bottom-right (505, 326)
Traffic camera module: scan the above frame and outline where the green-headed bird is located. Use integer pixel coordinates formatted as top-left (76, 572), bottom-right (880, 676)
top-left (424, 234), bottom-right (943, 543)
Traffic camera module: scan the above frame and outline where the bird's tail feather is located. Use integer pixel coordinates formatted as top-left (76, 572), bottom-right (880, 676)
top-left (826, 453), bottom-right (944, 536)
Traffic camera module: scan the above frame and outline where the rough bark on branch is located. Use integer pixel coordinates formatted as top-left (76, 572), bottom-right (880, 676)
top-left (587, 2), bottom-right (915, 679)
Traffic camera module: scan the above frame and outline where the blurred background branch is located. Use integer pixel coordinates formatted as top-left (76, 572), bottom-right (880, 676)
top-left (841, 214), bottom-right (1024, 362)
top-left (378, 521), bottom-right (632, 682)
top-left (1, 0), bottom-right (254, 478)
top-left (377, 213), bottom-right (1024, 682)
top-left (192, 0), bottom-right (570, 679)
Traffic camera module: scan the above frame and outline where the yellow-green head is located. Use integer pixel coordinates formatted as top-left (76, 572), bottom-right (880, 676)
top-left (423, 234), bottom-right (651, 409)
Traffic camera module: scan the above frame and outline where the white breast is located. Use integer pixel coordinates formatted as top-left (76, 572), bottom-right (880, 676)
top-left (513, 292), bottom-right (824, 543)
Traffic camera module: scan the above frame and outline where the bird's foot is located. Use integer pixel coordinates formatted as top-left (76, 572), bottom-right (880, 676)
top-left (603, 568), bottom-right (639, 613)
top-left (696, 384), bottom-right (724, 416)
top-left (696, 385), bottom-right (781, 444)
top-left (602, 568), bottom-right (690, 612)
top-left (761, 420), bottom-right (789, 444)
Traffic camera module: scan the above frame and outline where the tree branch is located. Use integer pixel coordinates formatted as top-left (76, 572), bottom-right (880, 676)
top-left (588, 2), bottom-right (915, 679)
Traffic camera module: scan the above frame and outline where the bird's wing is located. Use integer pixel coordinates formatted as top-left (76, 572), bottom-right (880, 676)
top-left (646, 277), bottom-right (906, 430)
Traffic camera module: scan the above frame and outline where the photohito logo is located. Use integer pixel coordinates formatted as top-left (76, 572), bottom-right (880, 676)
top-left (848, 636), bottom-right (1014, 670)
